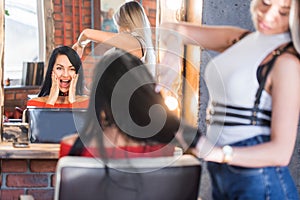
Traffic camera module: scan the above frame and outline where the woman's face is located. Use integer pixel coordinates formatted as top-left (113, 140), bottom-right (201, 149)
top-left (251, 0), bottom-right (291, 34)
top-left (52, 54), bottom-right (76, 93)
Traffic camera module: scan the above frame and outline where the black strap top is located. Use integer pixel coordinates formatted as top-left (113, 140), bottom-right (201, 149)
top-left (209, 42), bottom-right (293, 127)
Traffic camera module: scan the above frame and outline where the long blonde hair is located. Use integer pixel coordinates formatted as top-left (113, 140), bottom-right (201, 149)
top-left (250, 0), bottom-right (300, 54)
top-left (113, 1), bottom-right (156, 75)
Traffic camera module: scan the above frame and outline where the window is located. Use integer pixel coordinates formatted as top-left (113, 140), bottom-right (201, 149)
top-left (4, 0), bottom-right (45, 85)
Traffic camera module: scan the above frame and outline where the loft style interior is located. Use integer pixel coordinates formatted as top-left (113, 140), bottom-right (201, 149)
top-left (0, 0), bottom-right (202, 140)
top-left (0, 1), bottom-right (299, 200)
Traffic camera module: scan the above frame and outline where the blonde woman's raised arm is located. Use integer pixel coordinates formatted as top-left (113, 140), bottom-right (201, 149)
top-left (161, 22), bottom-right (248, 52)
top-left (73, 29), bottom-right (143, 58)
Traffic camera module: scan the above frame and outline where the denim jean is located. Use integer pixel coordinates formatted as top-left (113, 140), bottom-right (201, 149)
top-left (207, 135), bottom-right (299, 200)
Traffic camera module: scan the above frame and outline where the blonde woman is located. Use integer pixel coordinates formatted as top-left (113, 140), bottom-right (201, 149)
top-left (73, 1), bottom-right (156, 76)
top-left (162, 0), bottom-right (300, 199)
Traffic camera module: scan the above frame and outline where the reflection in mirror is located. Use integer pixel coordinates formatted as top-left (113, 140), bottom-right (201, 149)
top-left (100, 0), bottom-right (125, 33)
top-left (91, 0), bottom-right (126, 58)
top-left (0, 0), bottom-right (202, 141)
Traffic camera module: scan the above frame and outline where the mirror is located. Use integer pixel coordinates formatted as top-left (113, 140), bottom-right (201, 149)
top-left (0, 0), bottom-right (202, 141)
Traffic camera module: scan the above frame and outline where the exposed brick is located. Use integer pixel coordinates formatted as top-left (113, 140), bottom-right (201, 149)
top-left (53, 5), bottom-right (61, 12)
top-left (51, 174), bottom-right (56, 187)
top-left (83, 1), bottom-right (91, 7)
top-left (27, 189), bottom-right (55, 200)
top-left (15, 93), bottom-right (29, 100)
top-left (0, 190), bottom-right (24, 200)
top-left (63, 15), bottom-right (73, 22)
top-left (64, 32), bottom-right (73, 39)
top-left (4, 88), bottom-right (40, 114)
top-left (149, 9), bottom-right (156, 18)
top-left (5, 93), bottom-right (15, 100)
top-left (83, 16), bottom-right (91, 24)
top-left (6, 174), bottom-right (48, 187)
top-left (30, 160), bottom-right (58, 173)
top-left (54, 22), bottom-right (64, 29)
top-left (2, 160), bottom-right (28, 173)
top-left (53, 13), bottom-right (63, 21)
top-left (13, 89), bottom-right (27, 93)
top-left (53, 0), bottom-right (61, 5)
top-left (55, 38), bottom-right (64, 45)
top-left (4, 0), bottom-right (155, 111)
top-left (64, 39), bottom-right (74, 46)
top-left (65, 0), bottom-right (73, 4)
top-left (65, 6), bottom-right (73, 14)
top-left (55, 29), bottom-right (63, 37)
top-left (149, 18), bottom-right (156, 27)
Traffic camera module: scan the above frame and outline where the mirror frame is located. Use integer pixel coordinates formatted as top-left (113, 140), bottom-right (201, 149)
top-left (0, 1), bottom-right (4, 138)
top-left (44, 0), bottom-right (55, 67)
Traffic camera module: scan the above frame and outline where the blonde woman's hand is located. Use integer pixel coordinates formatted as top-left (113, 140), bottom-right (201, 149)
top-left (196, 136), bottom-right (223, 163)
top-left (68, 74), bottom-right (78, 103)
top-left (72, 42), bottom-right (84, 58)
top-left (46, 72), bottom-right (60, 105)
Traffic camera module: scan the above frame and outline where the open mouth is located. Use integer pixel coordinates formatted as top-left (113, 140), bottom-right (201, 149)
top-left (60, 80), bottom-right (71, 88)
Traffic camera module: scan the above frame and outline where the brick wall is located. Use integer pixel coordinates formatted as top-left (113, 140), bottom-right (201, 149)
top-left (142, 0), bottom-right (157, 27)
top-left (0, 159), bottom-right (58, 200)
top-left (4, 87), bottom-right (40, 119)
top-left (52, 0), bottom-right (91, 47)
top-left (52, 0), bottom-right (156, 46)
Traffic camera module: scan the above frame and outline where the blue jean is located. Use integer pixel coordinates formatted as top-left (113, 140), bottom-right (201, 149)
top-left (207, 135), bottom-right (299, 200)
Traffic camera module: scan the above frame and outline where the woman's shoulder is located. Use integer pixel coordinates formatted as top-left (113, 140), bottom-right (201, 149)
top-left (28, 96), bottom-right (48, 103)
top-left (271, 49), bottom-right (300, 82)
top-left (27, 96), bottom-right (48, 107)
top-left (275, 47), bottom-right (300, 70)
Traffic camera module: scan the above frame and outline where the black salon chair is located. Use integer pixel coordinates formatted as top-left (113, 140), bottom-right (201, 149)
top-left (54, 154), bottom-right (202, 200)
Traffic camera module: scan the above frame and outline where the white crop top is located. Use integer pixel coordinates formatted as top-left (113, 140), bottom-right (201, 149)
top-left (204, 31), bottom-right (291, 146)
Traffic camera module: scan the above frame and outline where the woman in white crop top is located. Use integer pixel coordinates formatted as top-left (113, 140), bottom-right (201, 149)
top-left (162, 0), bottom-right (300, 199)
top-left (72, 1), bottom-right (156, 77)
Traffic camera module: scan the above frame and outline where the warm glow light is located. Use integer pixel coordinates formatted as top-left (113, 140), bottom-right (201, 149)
top-left (164, 96), bottom-right (178, 111)
top-left (165, 0), bottom-right (182, 10)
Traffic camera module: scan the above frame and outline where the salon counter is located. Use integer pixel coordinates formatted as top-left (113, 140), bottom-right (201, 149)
top-left (0, 142), bottom-right (59, 199)
top-left (0, 142), bottom-right (60, 159)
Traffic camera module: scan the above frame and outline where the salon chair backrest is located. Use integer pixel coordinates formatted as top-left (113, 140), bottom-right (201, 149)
top-left (55, 155), bottom-right (202, 200)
